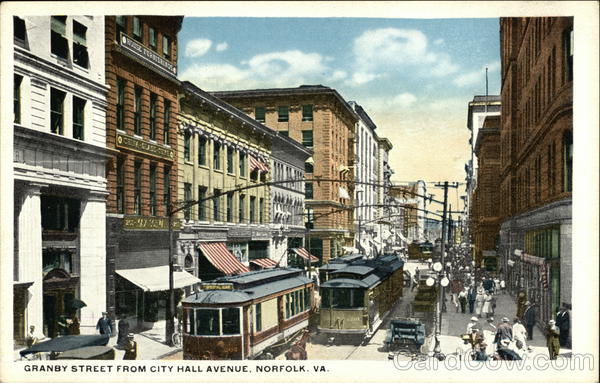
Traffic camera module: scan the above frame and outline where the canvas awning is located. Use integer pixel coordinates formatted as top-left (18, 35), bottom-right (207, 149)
top-left (291, 247), bottom-right (319, 263)
top-left (116, 265), bottom-right (201, 292)
top-left (249, 258), bottom-right (278, 269)
top-left (199, 242), bottom-right (250, 275)
top-left (249, 155), bottom-right (269, 172)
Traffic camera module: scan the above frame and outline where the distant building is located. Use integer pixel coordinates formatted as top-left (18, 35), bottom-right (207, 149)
top-left (211, 86), bottom-right (358, 264)
top-left (13, 15), bottom-right (108, 340)
top-left (390, 181), bottom-right (428, 244)
top-left (374, 137), bottom-right (395, 254)
top-left (499, 17), bottom-right (572, 327)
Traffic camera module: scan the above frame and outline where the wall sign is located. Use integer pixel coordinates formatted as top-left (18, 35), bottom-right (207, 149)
top-left (117, 133), bottom-right (174, 160)
top-left (119, 33), bottom-right (177, 77)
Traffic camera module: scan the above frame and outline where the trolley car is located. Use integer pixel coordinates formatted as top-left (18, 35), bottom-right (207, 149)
top-left (181, 267), bottom-right (314, 360)
top-left (318, 254), bottom-right (404, 339)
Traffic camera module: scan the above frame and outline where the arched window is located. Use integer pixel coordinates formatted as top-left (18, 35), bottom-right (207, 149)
top-left (185, 254), bottom-right (194, 270)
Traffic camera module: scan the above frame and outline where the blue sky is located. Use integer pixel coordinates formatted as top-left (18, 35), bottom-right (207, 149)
top-left (178, 17), bottom-right (501, 192)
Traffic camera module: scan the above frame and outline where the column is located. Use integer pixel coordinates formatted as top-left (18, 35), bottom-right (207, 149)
top-left (17, 183), bottom-right (45, 338)
top-left (78, 191), bottom-right (108, 333)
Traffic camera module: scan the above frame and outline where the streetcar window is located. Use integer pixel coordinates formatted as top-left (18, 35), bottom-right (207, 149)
top-left (196, 309), bottom-right (220, 336)
top-left (336, 289), bottom-right (352, 308)
top-left (321, 288), bottom-right (330, 307)
top-left (185, 308), bottom-right (195, 334)
top-left (222, 307), bottom-right (240, 335)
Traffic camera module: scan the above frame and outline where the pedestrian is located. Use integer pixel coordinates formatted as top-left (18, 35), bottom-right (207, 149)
top-left (493, 277), bottom-right (500, 294)
top-left (482, 317), bottom-right (497, 350)
top-left (512, 318), bottom-right (530, 353)
top-left (467, 286), bottom-right (476, 314)
top-left (555, 305), bottom-right (570, 347)
top-left (499, 279), bottom-right (506, 294)
top-left (116, 318), bottom-right (130, 349)
top-left (67, 312), bottom-right (80, 335)
top-left (458, 288), bottom-right (467, 314)
top-left (489, 294), bottom-right (497, 317)
top-left (474, 342), bottom-right (489, 361)
top-left (96, 311), bottom-right (114, 337)
top-left (466, 316), bottom-right (479, 334)
top-left (494, 317), bottom-right (513, 351)
top-left (411, 272), bottom-right (418, 292)
top-left (123, 333), bottom-right (138, 360)
top-left (545, 320), bottom-right (560, 360)
top-left (522, 301), bottom-right (536, 340)
top-left (516, 291), bottom-right (527, 318)
top-left (475, 290), bottom-right (485, 318)
top-left (482, 293), bottom-right (492, 318)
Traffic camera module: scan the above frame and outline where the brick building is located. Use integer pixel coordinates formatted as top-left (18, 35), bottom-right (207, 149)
top-left (498, 17), bottom-right (573, 327)
top-left (211, 86), bottom-right (357, 264)
top-left (471, 115), bottom-right (501, 271)
top-left (103, 16), bottom-right (199, 326)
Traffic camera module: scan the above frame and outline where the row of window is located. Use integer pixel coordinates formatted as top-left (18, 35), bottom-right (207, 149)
top-left (184, 307), bottom-right (240, 336)
top-left (284, 288), bottom-right (311, 319)
top-left (183, 183), bottom-right (265, 225)
top-left (117, 78), bottom-right (172, 144)
top-left (115, 158), bottom-right (171, 216)
top-left (116, 16), bottom-right (172, 60)
top-left (254, 105), bottom-right (313, 123)
top-left (272, 161), bottom-right (303, 191)
top-left (320, 288), bottom-right (365, 309)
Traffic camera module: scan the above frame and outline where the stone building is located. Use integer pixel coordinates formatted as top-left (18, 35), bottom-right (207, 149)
top-left (13, 15), bottom-right (108, 340)
top-left (471, 115), bottom-right (502, 271)
top-left (211, 86), bottom-right (358, 264)
top-left (374, 136), bottom-right (395, 254)
top-left (498, 17), bottom-right (573, 327)
top-left (103, 16), bottom-right (198, 327)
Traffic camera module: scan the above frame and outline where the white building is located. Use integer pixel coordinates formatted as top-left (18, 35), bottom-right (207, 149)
top-left (12, 15), bottom-right (108, 342)
top-left (348, 101), bottom-right (377, 257)
top-left (269, 133), bottom-right (311, 267)
top-left (374, 136), bottom-right (394, 255)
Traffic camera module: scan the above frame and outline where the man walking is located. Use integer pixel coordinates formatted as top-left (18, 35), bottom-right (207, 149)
top-left (555, 305), bottom-right (570, 347)
top-left (494, 317), bottom-right (513, 351)
top-left (458, 288), bottom-right (467, 314)
top-left (467, 286), bottom-right (476, 314)
top-left (522, 302), bottom-right (536, 340)
top-left (96, 311), bottom-right (114, 337)
top-left (545, 320), bottom-right (560, 360)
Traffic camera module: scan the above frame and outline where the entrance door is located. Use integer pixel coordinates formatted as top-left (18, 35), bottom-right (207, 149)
top-left (43, 294), bottom-right (57, 338)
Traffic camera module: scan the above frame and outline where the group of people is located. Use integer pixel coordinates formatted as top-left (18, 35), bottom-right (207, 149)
top-left (461, 316), bottom-right (529, 360)
top-left (96, 311), bottom-right (137, 360)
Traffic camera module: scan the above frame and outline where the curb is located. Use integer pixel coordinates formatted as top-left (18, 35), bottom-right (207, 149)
top-left (154, 347), bottom-right (182, 360)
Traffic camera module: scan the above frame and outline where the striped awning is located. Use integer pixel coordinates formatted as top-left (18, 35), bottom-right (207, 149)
top-left (249, 155), bottom-right (269, 172)
top-left (250, 258), bottom-right (278, 269)
top-left (198, 242), bottom-right (250, 275)
top-left (291, 248), bottom-right (319, 263)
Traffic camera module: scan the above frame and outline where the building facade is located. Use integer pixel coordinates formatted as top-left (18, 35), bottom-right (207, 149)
top-left (13, 15), bottom-right (108, 340)
top-left (471, 115), bottom-right (502, 271)
top-left (212, 86), bottom-right (358, 264)
top-left (390, 181), bottom-right (428, 244)
top-left (498, 17), bottom-right (573, 327)
top-left (374, 137), bottom-right (395, 254)
top-left (348, 102), bottom-right (378, 258)
top-left (103, 16), bottom-right (191, 326)
top-left (177, 81), bottom-right (276, 281)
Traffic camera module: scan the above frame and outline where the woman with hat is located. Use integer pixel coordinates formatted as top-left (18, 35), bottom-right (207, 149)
top-left (545, 320), bottom-right (560, 360)
top-left (123, 333), bottom-right (137, 360)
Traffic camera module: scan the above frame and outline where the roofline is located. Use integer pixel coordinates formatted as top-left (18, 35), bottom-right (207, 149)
top-left (209, 85), bottom-right (359, 123)
top-left (348, 101), bottom-right (377, 131)
top-left (377, 136), bottom-right (393, 150)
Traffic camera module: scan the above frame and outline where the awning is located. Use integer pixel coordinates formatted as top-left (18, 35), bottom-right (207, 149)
top-left (116, 265), bottom-right (201, 292)
top-left (250, 258), bottom-right (278, 269)
top-left (338, 186), bottom-right (350, 200)
top-left (291, 248), bottom-right (319, 263)
top-left (305, 156), bottom-right (314, 165)
top-left (249, 155), bottom-right (269, 172)
top-left (199, 242), bottom-right (250, 275)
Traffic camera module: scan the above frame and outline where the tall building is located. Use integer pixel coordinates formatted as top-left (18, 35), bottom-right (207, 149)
top-left (471, 115), bottom-right (502, 271)
top-left (13, 15), bottom-right (108, 340)
top-left (211, 86), bottom-right (358, 264)
top-left (498, 17), bottom-right (573, 327)
top-left (374, 136), bottom-right (394, 254)
top-left (390, 181), bottom-right (428, 244)
top-left (103, 16), bottom-right (194, 325)
top-left (348, 101), bottom-right (378, 257)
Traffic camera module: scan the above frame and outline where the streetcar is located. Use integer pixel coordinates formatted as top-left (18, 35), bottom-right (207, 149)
top-left (408, 241), bottom-right (434, 260)
top-left (181, 267), bottom-right (314, 360)
top-left (318, 254), bottom-right (404, 340)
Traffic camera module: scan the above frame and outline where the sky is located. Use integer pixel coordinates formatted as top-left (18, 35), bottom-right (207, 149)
top-left (177, 17), bottom-right (501, 205)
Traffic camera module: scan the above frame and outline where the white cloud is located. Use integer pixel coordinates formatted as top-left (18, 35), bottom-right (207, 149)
top-left (185, 38), bottom-right (212, 58)
top-left (351, 28), bottom-right (459, 78)
top-left (180, 49), bottom-right (345, 90)
top-left (346, 72), bottom-right (380, 86)
top-left (434, 38), bottom-right (444, 45)
top-left (391, 93), bottom-right (417, 107)
top-left (453, 61), bottom-right (501, 87)
top-left (216, 42), bottom-right (228, 52)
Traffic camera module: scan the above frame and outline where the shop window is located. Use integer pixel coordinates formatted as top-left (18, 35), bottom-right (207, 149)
top-left (255, 107), bottom-right (265, 123)
top-left (163, 35), bottom-right (171, 59)
top-left (278, 106), bottom-right (289, 122)
top-left (183, 131), bottom-right (191, 161)
top-left (148, 26), bottom-right (156, 50)
top-left (72, 96), bottom-right (85, 140)
top-left (14, 74), bottom-right (22, 124)
top-left (134, 86), bottom-right (142, 135)
top-left (195, 309), bottom-right (220, 336)
top-left (41, 195), bottom-right (80, 232)
top-left (302, 104), bottom-right (313, 121)
top-left (149, 163), bottom-right (157, 216)
top-left (163, 99), bottom-right (171, 145)
top-left (73, 21), bottom-right (89, 68)
top-left (50, 16), bottom-right (68, 60)
top-left (134, 161), bottom-right (142, 215)
top-left (222, 308), bottom-right (240, 335)
top-left (198, 137), bottom-right (207, 166)
top-left (149, 93), bottom-right (157, 140)
top-left (302, 130), bottom-right (313, 148)
top-left (132, 16), bottom-right (142, 42)
top-left (50, 88), bottom-right (65, 135)
top-left (14, 16), bottom-right (26, 41)
top-left (115, 16), bottom-right (126, 40)
top-left (116, 78), bottom-right (125, 130)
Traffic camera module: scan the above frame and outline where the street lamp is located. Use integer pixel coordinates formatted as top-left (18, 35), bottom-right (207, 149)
top-left (427, 261), bottom-right (449, 360)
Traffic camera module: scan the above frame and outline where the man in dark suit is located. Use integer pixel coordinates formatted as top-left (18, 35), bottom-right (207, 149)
top-left (555, 305), bottom-right (570, 347)
top-left (522, 302), bottom-right (536, 340)
top-left (96, 311), bottom-right (114, 337)
top-left (467, 286), bottom-right (477, 314)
